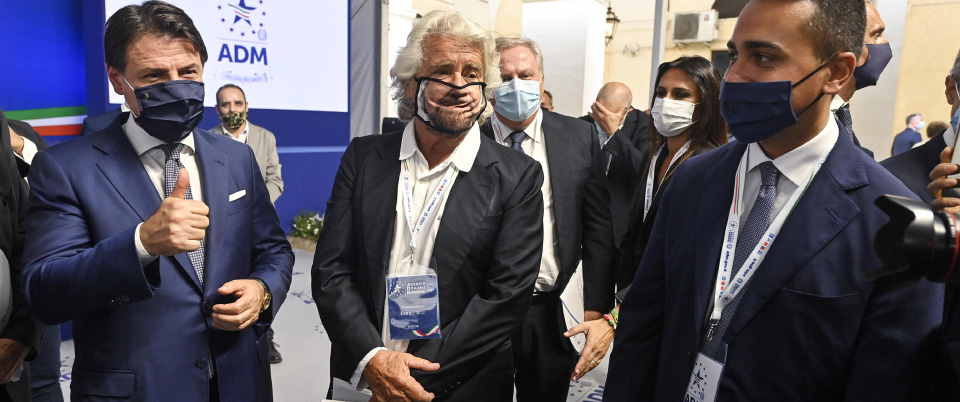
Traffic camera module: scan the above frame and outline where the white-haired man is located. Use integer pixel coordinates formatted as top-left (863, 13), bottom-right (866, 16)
top-left (480, 36), bottom-right (616, 402)
top-left (312, 10), bottom-right (545, 402)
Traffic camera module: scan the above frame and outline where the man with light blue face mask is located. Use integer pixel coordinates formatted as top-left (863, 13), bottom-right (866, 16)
top-left (892, 113), bottom-right (925, 156)
top-left (479, 36), bottom-right (616, 402)
top-left (605, 0), bottom-right (942, 400)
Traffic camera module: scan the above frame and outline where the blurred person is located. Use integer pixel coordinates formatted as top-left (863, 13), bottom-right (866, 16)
top-left (21, 2), bottom-right (294, 401)
top-left (541, 90), bottom-right (555, 111)
top-left (312, 10), bottom-right (545, 402)
top-left (5, 121), bottom-right (60, 402)
top-left (209, 84), bottom-right (283, 205)
top-left (565, 56), bottom-right (728, 380)
top-left (927, 121), bottom-right (949, 140)
top-left (480, 36), bottom-right (615, 402)
top-left (580, 82), bottom-right (652, 245)
top-left (831, 0), bottom-right (890, 159)
top-left (892, 113), bottom-right (925, 155)
top-left (604, 0), bottom-right (942, 400)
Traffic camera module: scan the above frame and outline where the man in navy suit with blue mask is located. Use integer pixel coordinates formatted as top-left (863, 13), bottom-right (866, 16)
top-left (21, 2), bottom-right (293, 401)
top-left (605, 0), bottom-right (942, 401)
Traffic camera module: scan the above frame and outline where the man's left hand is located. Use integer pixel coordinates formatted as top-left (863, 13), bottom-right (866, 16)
top-left (8, 127), bottom-right (23, 156)
top-left (211, 279), bottom-right (266, 331)
top-left (0, 339), bottom-right (29, 384)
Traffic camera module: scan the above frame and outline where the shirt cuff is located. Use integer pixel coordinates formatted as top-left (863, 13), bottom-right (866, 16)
top-left (351, 347), bottom-right (387, 391)
top-left (134, 223), bottom-right (159, 267)
top-left (19, 137), bottom-right (37, 165)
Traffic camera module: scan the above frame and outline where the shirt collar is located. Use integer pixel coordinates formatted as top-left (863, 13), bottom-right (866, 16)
top-left (490, 109), bottom-right (543, 144)
top-left (829, 95), bottom-right (848, 112)
top-left (218, 121), bottom-right (249, 139)
top-left (399, 120), bottom-right (481, 173)
top-left (945, 125), bottom-right (957, 148)
top-left (122, 112), bottom-right (197, 156)
top-left (746, 116), bottom-right (839, 187)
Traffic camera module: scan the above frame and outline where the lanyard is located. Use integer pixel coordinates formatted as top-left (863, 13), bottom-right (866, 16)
top-left (400, 159), bottom-right (458, 254)
top-left (643, 140), bottom-right (691, 220)
top-left (706, 149), bottom-right (827, 338)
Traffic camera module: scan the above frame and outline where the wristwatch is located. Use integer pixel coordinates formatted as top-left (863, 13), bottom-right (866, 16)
top-left (252, 278), bottom-right (272, 312)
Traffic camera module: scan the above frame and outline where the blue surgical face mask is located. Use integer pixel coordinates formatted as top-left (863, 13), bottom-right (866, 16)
top-left (122, 75), bottom-right (205, 143)
top-left (853, 42), bottom-right (893, 90)
top-left (494, 78), bottom-right (542, 122)
top-left (918, 120), bottom-right (926, 131)
top-left (720, 57), bottom-right (835, 143)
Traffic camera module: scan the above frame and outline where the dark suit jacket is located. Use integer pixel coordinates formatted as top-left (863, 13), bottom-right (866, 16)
top-left (881, 130), bottom-right (960, 399)
top-left (0, 111), bottom-right (43, 402)
top-left (482, 110), bottom-right (617, 314)
top-left (835, 112), bottom-right (875, 159)
top-left (312, 129), bottom-right (545, 401)
top-left (581, 109), bottom-right (652, 244)
top-left (892, 127), bottom-right (923, 156)
top-left (616, 144), bottom-right (715, 291)
top-left (23, 113), bottom-right (294, 401)
top-left (80, 108), bottom-right (123, 136)
top-left (605, 132), bottom-right (944, 401)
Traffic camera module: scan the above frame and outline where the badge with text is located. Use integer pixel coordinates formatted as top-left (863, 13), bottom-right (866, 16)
top-left (386, 273), bottom-right (441, 340)
top-left (684, 352), bottom-right (724, 402)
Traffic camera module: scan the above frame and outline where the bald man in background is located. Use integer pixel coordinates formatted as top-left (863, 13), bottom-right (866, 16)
top-left (581, 82), bottom-right (651, 246)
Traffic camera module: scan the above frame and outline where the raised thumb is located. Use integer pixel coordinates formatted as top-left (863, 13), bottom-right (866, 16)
top-left (169, 168), bottom-right (190, 199)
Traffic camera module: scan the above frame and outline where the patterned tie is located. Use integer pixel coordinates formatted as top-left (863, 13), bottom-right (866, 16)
top-left (509, 130), bottom-right (527, 152)
top-left (158, 143), bottom-right (205, 285)
top-left (702, 161), bottom-right (780, 358)
top-left (835, 105), bottom-right (855, 143)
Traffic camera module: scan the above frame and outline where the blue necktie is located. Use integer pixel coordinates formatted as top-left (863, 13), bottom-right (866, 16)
top-left (509, 130), bottom-right (526, 152)
top-left (702, 161), bottom-right (780, 358)
top-left (158, 143), bottom-right (205, 284)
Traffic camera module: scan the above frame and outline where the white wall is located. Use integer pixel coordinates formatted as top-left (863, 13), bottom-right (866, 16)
top-left (523, 0), bottom-right (607, 117)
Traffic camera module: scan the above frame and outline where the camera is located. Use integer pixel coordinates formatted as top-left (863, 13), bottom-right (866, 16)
top-left (869, 195), bottom-right (960, 284)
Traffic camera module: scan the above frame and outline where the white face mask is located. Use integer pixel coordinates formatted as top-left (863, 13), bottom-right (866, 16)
top-left (652, 97), bottom-right (697, 137)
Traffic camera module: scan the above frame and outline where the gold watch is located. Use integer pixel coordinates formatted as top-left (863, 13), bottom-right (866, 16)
top-left (253, 278), bottom-right (272, 312)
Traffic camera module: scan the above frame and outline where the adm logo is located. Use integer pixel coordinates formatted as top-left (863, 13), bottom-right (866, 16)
top-left (217, 0), bottom-right (268, 65)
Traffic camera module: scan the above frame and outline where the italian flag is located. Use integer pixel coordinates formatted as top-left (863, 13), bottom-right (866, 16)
top-left (5, 106), bottom-right (86, 137)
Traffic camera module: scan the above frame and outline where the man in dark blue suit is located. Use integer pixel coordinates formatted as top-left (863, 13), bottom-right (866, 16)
top-left (80, 107), bottom-right (123, 136)
top-left (605, 0), bottom-right (942, 401)
top-left (892, 113), bottom-right (925, 156)
top-left (21, 2), bottom-right (293, 401)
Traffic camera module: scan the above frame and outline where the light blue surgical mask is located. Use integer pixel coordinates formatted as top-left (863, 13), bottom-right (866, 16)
top-left (494, 78), bottom-right (542, 122)
top-left (918, 120), bottom-right (926, 131)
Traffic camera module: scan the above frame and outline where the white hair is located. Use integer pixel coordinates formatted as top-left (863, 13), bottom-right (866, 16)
top-left (495, 37), bottom-right (545, 77)
top-left (390, 10), bottom-right (499, 123)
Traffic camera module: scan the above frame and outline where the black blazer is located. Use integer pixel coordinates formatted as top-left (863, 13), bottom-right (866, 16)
top-left (482, 110), bottom-right (617, 313)
top-left (312, 130), bottom-right (545, 401)
top-left (0, 110), bottom-right (43, 402)
top-left (881, 130), bottom-right (947, 204)
top-left (616, 143), bottom-right (715, 291)
top-left (581, 110), bottom-right (652, 244)
top-left (80, 108), bottom-right (123, 136)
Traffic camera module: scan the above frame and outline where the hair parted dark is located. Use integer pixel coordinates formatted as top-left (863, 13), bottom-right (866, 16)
top-left (804, 0), bottom-right (866, 61)
top-left (216, 84), bottom-right (247, 104)
top-left (104, 1), bottom-right (208, 73)
top-left (906, 113), bottom-right (921, 126)
top-left (648, 56), bottom-right (728, 167)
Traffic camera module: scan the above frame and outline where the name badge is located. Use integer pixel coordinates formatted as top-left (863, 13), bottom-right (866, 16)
top-left (684, 352), bottom-right (725, 402)
top-left (386, 274), bottom-right (441, 340)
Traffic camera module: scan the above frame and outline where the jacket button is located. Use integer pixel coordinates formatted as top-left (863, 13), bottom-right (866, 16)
top-left (202, 302), bottom-right (211, 312)
top-left (120, 295), bottom-right (130, 302)
top-left (195, 359), bottom-right (205, 368)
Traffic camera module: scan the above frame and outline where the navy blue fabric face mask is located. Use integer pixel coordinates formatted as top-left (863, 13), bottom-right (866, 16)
top-left (720, 57), bottom-right (834, 143)
top-left (853, 42), bottom-right (892, 90)
top-left (125, 77), bottom-right (205, 143)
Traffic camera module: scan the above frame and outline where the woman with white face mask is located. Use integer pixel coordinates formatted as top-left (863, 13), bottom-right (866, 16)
top-left (565, 56), bottom-right (728, 380)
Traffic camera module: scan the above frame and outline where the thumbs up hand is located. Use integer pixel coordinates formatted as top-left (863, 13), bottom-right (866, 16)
top-left (140, 168), bottom-right (210, 256)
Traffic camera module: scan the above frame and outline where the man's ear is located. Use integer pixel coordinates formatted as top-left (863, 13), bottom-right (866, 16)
top-left (823, 52), bottom-right (857, 96)
top-left (946, 75), bottom-right (957, 106)
top-left (106, 65), bottom-right (125, 96)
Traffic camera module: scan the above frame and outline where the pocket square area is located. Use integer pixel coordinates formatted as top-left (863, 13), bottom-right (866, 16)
top-left (229, 190), bottom-right (247, 202)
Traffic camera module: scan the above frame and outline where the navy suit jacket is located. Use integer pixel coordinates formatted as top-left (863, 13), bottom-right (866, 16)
top-left (22, 114), bottom-right (293, 401)
top-left (80, 108), bottom-right (123, 136)
top-left (312, 129), bottom-right (545, 401)
top-left (605, 131), bottom-right (944, 401)
top-left (881, 131), bottom-right (947, 204)
top-left (892, 127), bottom-right (923, 156)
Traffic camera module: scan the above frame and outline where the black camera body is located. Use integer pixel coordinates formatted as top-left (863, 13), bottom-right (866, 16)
top-left (870, 195), bottom-right (960, 284)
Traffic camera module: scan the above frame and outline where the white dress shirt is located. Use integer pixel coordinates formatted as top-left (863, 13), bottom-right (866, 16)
top-left (740, 116), bottom-right (840, 228)
top-left (350, 120), bottom-right (481, 389)
top-left (219, 121), bottom-right (249, 144)
top-left (491, 111), bottom-right (560, 292)
top-left (123, 113), bottom-right (204, 267)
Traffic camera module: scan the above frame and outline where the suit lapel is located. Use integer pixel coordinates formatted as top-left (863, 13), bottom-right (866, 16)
top-left (722, 135), bottom-right (864, 342)
top-left (541, 112), bottom-right (573, 273)
top-left (363, 134), bottom-right (402, 326)
top-left (94, 126), bottom-right (202, 290)
top-left (194, 131), bottom-right (229, 292)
